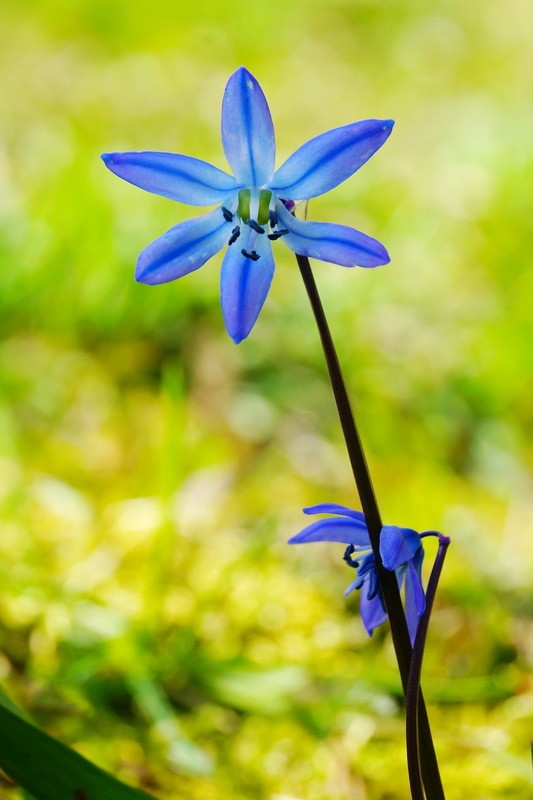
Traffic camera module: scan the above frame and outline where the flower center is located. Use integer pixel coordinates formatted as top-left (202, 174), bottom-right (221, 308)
top-left (222, 189), bottom-right (290, 260)
top-left (237, 189), bottom-right (272, 225)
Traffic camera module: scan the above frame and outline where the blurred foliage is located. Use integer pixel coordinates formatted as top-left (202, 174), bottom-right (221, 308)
top-left (0, 0), bottom-right (532, 798)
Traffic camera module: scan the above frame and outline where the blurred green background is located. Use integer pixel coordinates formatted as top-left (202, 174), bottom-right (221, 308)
top-left (0, 0), bottom-right (532, 797)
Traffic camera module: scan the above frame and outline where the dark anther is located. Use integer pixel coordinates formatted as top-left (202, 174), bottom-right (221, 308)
top-left (343, 544), bottom-right (359, 568)
top-left (269, 210), bottom-right (278, 228)
top-left (247, 219), bottom-right (265, 234)
top-left (228, 226), bottom-right (241, 245)
top-left (221, 206), bottom-right (234, 222)
top-left (241, 248), bottom-right (260, 261)
top-left (267, 228), bottom-right (289, 241)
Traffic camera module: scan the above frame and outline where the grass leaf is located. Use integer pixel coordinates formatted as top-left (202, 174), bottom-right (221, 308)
top-left (0, 701), bottom-right (156, 800)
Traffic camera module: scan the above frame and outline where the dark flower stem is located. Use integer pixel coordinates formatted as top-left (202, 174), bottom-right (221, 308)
top-left (406, 535), bottom-right (450, 800)
top-left (296, 254), bottom-right (445, 800)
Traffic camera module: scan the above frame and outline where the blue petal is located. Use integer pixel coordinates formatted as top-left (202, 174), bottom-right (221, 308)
top-left (359, 588), bottom-right (388, 636)
top-left (380, 526), bottom-right (421, 571)
top-left (277, 203), bottom-right (389, 268)
top-left (220, 228), bottom-right (274, 343)
top-left (356, 552), bottom-right (377, 580)
top-left (101, 152), bottom-right (238, 206)
top-left (221, 67), bottom-right (275, 187)
top-left (344, 575), bottom-right (362, 596)
top-left (288, 517), bottom-right (371, 547)
top-left (136, 207), bottom-right (230, 284)
top-left (303, 503), bottom-right (367, 524)
top-left (394, 559), bottom-right (424, 646)
top-left (345, 554), bottom-right (378, 596)
top-left (271, 119), bottom-right (394, 200)
top-left (406, 549), bottom-right (425, 615)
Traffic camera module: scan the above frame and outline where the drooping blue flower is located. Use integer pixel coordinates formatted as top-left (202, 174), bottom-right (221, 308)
top-left (288, 503), bottom-right (426, 643)
top-left (102, 67), bottom-right (393, 343)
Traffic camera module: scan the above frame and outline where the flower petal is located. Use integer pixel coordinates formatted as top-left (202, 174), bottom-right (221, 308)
top-left (288, 516), bottom-right (371, 547)
top-left (380, 526), bottom-right (421, 571)
top-left (344, 557), bottom-right (374, 596)
top-left (405, 547), bottom-right (426, 617)
top-left (271, 119), bottom-right (394, 200)
top-left (221, 67), bottom-right (275, 187)
top-left (303, 503), bottom-right (367, 524)
top-left (359, 587), bottom-right (388, 636)
top-left (101, 151), bottom-right (238, 206)
top-left (220, 228), bottom-right (274, 343)
top-left (136, 207), bottom-right (230, 284)
top-left (277, 202), bottom-right (389, 268)
top-left (344, 575), bottom-right (362, 596)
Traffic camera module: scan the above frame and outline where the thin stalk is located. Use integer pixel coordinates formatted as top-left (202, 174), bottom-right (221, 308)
top-left (296, 254), bottom-right (445, 800)
top-left (406, 535), bottom-right (450, 800)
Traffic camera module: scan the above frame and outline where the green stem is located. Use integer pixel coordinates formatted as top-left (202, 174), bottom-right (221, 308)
top-left (296, 254), bottom-right (445, 800)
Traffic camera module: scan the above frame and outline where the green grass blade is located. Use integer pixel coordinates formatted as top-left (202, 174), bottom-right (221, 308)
top-left (0, 702), bottom-right (156, 800)
top-left (0, 687), bottom-right (38, 800)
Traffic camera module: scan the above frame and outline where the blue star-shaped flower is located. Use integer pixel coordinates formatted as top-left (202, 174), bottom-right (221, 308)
top-left (288, 503), bottom-right (426, 643)
top-left (102, 67), bottom-right (393, 343)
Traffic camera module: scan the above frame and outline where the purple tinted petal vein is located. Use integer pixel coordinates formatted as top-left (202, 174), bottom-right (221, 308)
top-left (315, 229), bottom-right (383, 259)
top-left (169, 165), bottom-right (228, 192)
top-left (236, 253), bottom-right (252, 338)
top-left (142, 224), bottom-right (222, 275)
top-left (240, 70), bottom-right (256, 186)
top-left (103, 153), bottom-right (230, 192)
top-left (286, 133), bottom-right (356, 191)
top-left (278, 204), bottom-right (389, 267)
top-left (273, 120), bottom-right (393, 197)
top-left (220, 231), bottom-right (274, 343)
top-left (102, 152), bottom-right (237, 206)
top-left (137, 210), bottom-right (229, 283)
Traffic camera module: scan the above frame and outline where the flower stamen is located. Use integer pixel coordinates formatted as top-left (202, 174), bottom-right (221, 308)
top-left (268, 210), bottom-right (278, 228)
top-left (247, 219), bottom-right (265, 234)
top-left (267, 228), bottom-right (289, 241)
top-left (228, 226), bottom-right (241, 245)
top-left (343, 544), bottom-right (359, 568)
top-left (241, 248), bottom-right (260, 261)
top-left (221, 206), bottom-right (234, 222)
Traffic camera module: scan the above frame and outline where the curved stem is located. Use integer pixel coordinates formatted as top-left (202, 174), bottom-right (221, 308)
top-left (406, 535), bottom-right (450, 800)
top-left (296, 254), bottom-right (445, 800)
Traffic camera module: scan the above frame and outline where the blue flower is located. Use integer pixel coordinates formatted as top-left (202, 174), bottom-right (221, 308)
top-left (102, 67), bottom-right (393, 343)
top-left (288, 503), bottom-right (426, 643)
